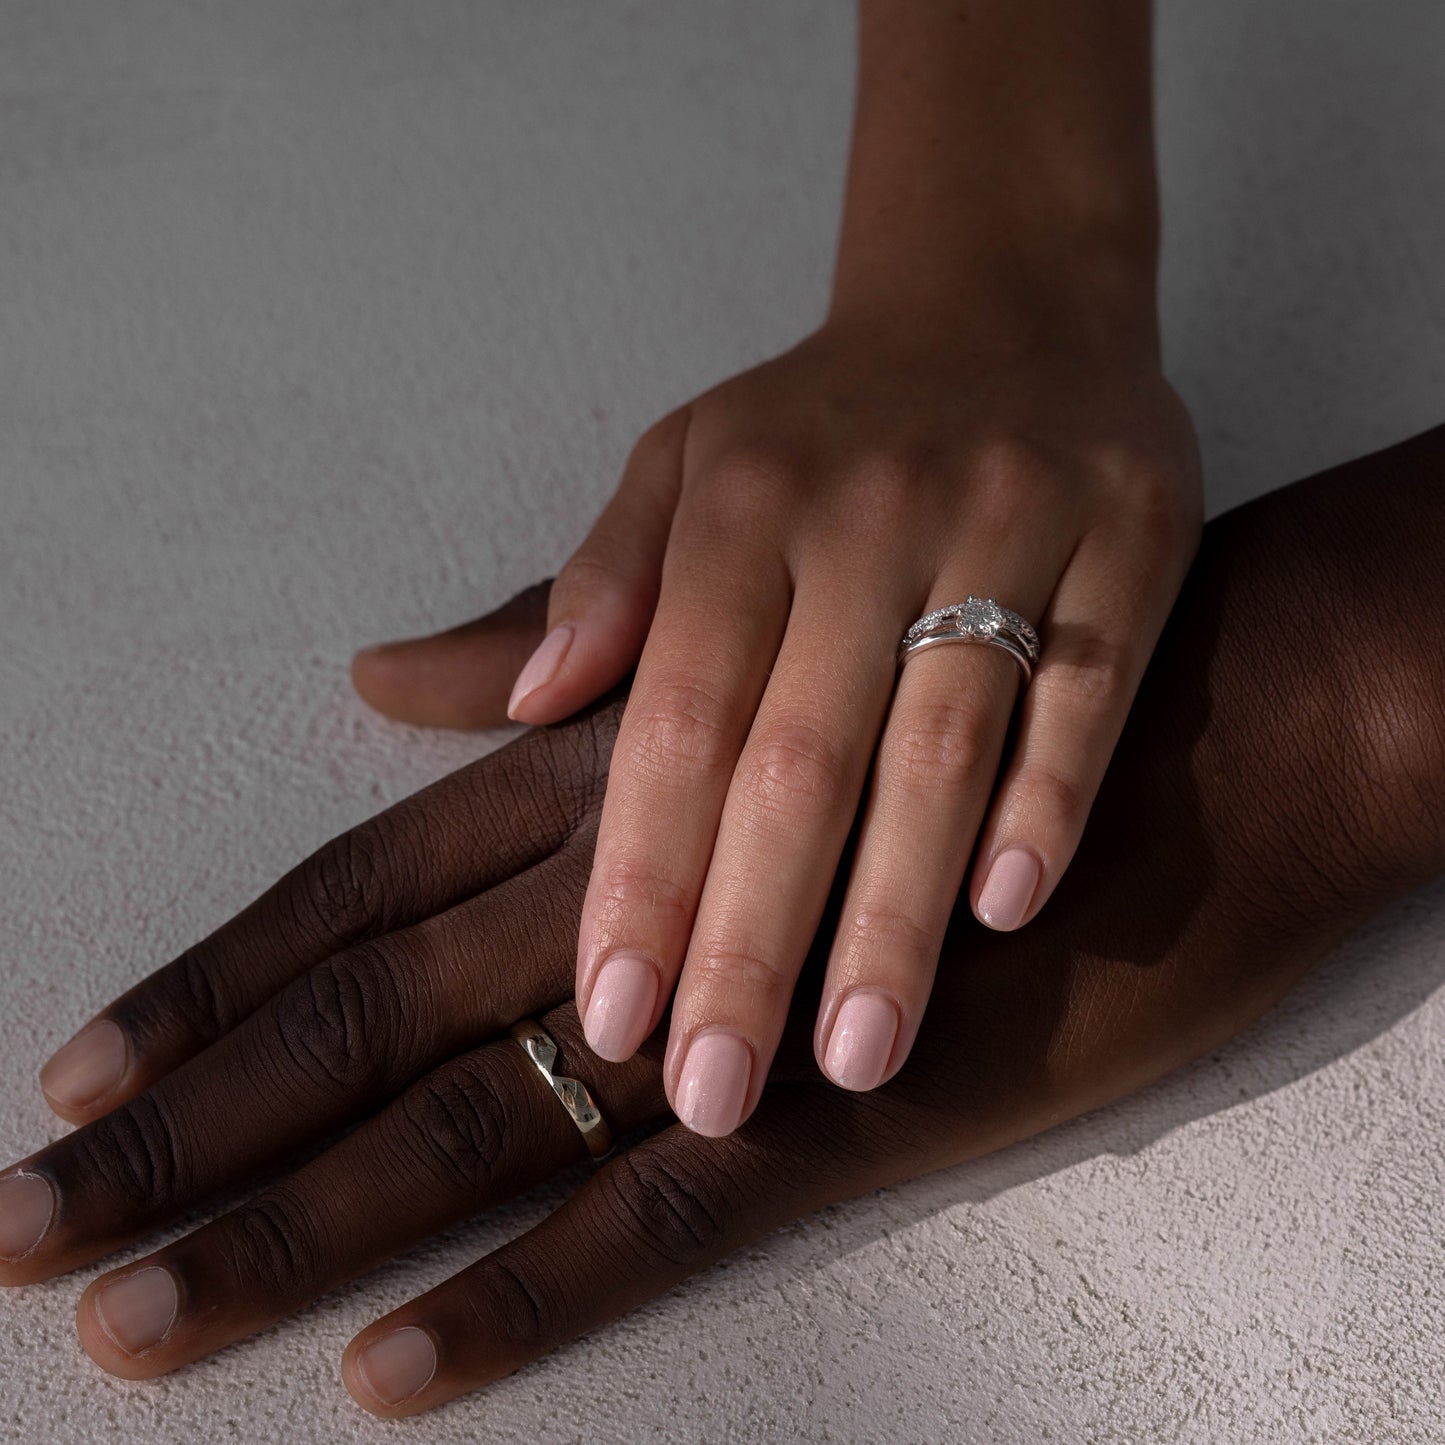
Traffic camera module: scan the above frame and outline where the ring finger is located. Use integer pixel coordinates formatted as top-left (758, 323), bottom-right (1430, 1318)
top-left (814, 561), bottom-right (1062, 1090)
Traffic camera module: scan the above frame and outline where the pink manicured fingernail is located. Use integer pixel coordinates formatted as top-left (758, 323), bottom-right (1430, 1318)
top-left (823, 990), bottom-right (901, 1091)
top-left (357, 1326), bottom-right (438, 1405)
top-left (582, 951), bottom-right (660, 1062)
top-left (506, 624), bottom-right (574, 718)
top-left (95, 1266), bottom-right (178, 1354)
top-left (0, 1173), bottom-right (57, 1259)
top-left (675, 1029), bottom-right (753, 1138)
top-left (39, 1019), bottom-right (128, 1110)
top-left (977, 847), bottom-right (1042, 931)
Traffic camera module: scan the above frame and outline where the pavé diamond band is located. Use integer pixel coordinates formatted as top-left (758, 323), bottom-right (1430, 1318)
top-left (510, 1018), bottom-right (616, 1161)
top-left (898, 596), bottom-right (1041, 683)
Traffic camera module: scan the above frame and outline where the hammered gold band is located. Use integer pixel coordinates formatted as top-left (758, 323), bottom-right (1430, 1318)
top-left (509, 1018), bottom-right (616, 1161)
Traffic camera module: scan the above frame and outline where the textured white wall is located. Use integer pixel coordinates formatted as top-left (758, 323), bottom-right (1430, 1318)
top-left (2, 2), bottom-right (1443, 1441)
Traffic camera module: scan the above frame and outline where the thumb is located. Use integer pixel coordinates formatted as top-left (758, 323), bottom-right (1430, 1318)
top-left (350, 580), bottom-right (553, 729)
top-left (505, 403), bottom-right (687, 725)
top-left (350, 404), bottom-right (689, 732)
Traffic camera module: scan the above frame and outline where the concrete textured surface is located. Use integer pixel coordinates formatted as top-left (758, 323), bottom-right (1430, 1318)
top-left (2, 2), bottom-right (1444, 1441)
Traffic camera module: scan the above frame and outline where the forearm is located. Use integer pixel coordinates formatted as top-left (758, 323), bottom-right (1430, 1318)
top-left (828, 0), bottom-right (1160, 355)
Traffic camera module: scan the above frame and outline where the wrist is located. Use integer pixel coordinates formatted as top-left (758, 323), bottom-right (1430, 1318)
top-left (823, 232), bottom-right (1162, 374)
top-left (833, 0), bottom-right (1161, 366)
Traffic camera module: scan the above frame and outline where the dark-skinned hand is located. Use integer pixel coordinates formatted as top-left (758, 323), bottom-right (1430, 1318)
top-left (1, 427), bottom-right (1441, 1417)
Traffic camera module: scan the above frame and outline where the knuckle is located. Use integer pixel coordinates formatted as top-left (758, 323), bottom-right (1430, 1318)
top-left (603, 1148), bottom-right (732, 1266)
top-left (588, 853), bottom-right (695, 938)
top-left (557, 545), bottom-right (636, 597)
top-left (76, 1092), bottom-right (187, 1207)
top-left (744, 720), bottom-right (850, 820)
top-left (842, 905), bottom-right (938, 971)
top-left (884, 699), bottom-right (992, 793)
top-left (690, 446), bottom-right (795, 532)
top-left (464, 1258), bottom-right (554, 1352)
top-left (273, 949), bottom-right (401, 1097)
top-left (287, 824), bottom-right (393, 945)
top-left (1007, 763), bottom-right (1086, 830)
top-left (1089, 442), bottom-right (1199, 574)
top-left (145, 946), bottom-right (236, 1046)
top-left (510, 710), bottom-right (612, 829)
top-left (966, 433), bottom-right (1062, 517)
top-left (690, 944), bottom-right (788, 1001)
top-left (711, 442), bottom-right (795, 499)
top-left (396, 1058), bottom-right (509, 1193)
top-left (225, 1187), bottom-right (320, 1294)
top-left (623, 679), bottom-right (733, 788)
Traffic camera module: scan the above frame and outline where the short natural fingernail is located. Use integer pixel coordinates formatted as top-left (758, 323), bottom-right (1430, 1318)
top-left (506, 624), bottom-right (574, 718)
top-left (675, 1029), bottom-right (753, 1138)
top-left (94, 1266), bottom-right (178, 1354)
top-left (357, 1326), bottom-right (438, 1406)
top-left (39, 1018), bottom-right (128, 1110)
top-left (977, 847), bottom-right (1042, 931)
top-left (823, 990), bottom-right (901, 1092)
top-left (0, 1173), bottom-right (57, 1259)
top-left (582, 951), bottom-right (660, 1062)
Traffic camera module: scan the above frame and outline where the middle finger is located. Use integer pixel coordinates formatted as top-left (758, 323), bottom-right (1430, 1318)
top-left (660, 580), bottom-right (905, 1135)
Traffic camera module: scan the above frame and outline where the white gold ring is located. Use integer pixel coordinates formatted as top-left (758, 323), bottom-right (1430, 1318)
top-left (898, 597), bottom-right (1041, 682)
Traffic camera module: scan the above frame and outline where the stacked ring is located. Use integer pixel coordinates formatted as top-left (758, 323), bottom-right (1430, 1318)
top-left (898, 596), bottom-right (1041, 682)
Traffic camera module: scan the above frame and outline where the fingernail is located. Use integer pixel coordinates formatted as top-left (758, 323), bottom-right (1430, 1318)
top-left (823, 990), bottom-right (901, 1091)
top-left (39, 1018), bottom-right (128, 1110)
top-left (0, 1173), bottom-right (57, 1259)
top-left (582, 951), bottom-right (660, 1062)
top-left (357, 1326), bottom-right (438, 1406)
top-left (977, 847), bottom-right (1042, 931)
top-left (94, 1266), bottom-right (178, 1354)
top-left (675, 1029), bottom-right (753, 1138)
top-left (506, 624), bottom-right (573, 718)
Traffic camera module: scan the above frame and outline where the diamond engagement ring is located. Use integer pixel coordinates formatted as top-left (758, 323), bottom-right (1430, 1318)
top-left (898, 597), bottom-right (1041, 682)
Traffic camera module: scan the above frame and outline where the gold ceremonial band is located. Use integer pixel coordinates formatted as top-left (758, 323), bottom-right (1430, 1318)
top-left (509, 1018), bottom-right (616, 1161)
